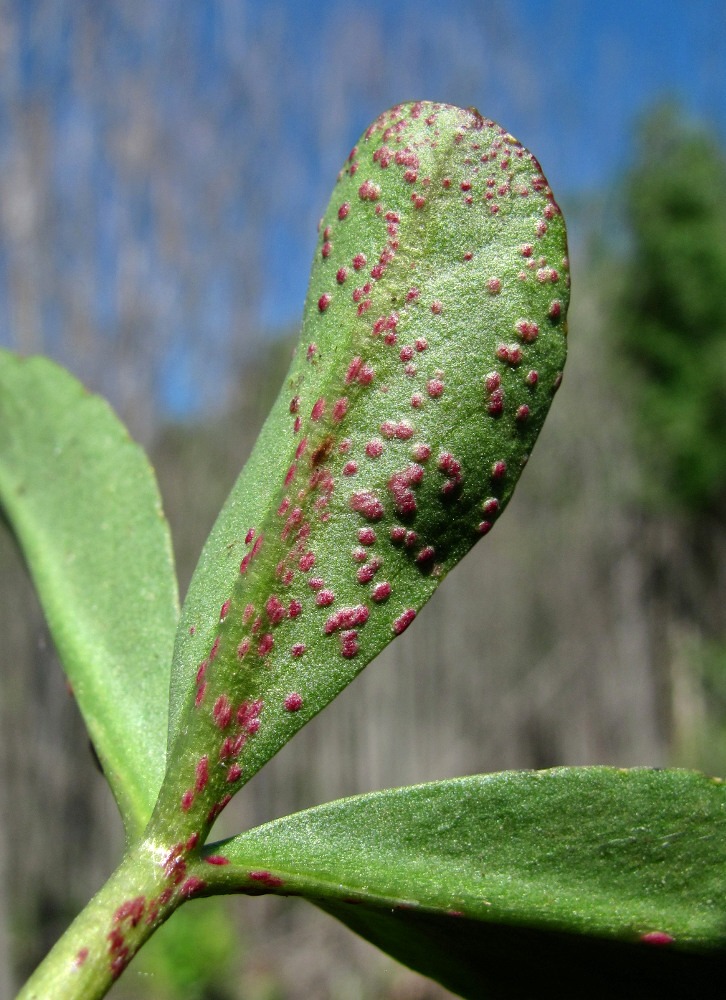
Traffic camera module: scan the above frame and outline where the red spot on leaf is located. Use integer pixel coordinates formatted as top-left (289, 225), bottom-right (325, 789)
top-left (226, 762), bottom-right (243, 783)
top-left (195, 756), bottom-right (209, 793)
top-left (340, 630), bottom-right (360, 658)
top-left (299, 551), bottom-right (316, 572)
top-left (515, 319), bottom-right (539, 342)
top-left (325, 605), bottom-right (370, 634)
top-left (332, 397), bottom-right (349, 422)
top-left (258, 633), bottom-right (274, 657)
top-left (350, 490), bottom-right (384, 521)
top-left (213, 695), bottom-right (233, 730)
top-left (393, 609), bottom-right (416, 635)
top-left (641, 931), bottom-right (675, 946)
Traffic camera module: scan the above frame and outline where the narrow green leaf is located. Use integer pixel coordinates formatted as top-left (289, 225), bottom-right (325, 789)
top-left (156, 103), bottom-right (568, 837)
top-left (203, 768), bottom-right (726, 997)
top-left (0, 351), bottom-right (179, 837)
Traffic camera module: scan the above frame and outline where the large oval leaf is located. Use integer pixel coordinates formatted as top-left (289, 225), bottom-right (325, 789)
top-left (0, 351), bottom-right (179, 838)
top-left (203, 768), bottom-right (726, 997)
top-left (156, 103), bottom-right (568, 838)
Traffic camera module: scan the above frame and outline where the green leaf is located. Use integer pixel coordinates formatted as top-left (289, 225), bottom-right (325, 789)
top-left (203, 768), bottom-right (726, 997)
top-left (0, 350), bottom-right (179, 838)
top-left (156, 102), bottom-right (568, 837)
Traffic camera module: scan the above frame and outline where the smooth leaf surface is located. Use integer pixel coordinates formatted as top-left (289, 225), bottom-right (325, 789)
top-left (155, 102), bottom-right (568, 838)
top-left (0, 351), bottom-right (178, 837)
top-left (204, 768), bottom-right (726, 997)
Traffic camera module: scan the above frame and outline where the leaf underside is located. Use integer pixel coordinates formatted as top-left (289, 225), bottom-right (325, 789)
top-left (206, 768), bottom-right (726, 997)
top-left (0, 350), bottom-right (179, 838)
top-left (156, 102), bottom-right (568, 837)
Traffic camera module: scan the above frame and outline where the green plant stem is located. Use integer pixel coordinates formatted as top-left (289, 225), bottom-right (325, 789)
top-left (17, 838), bottom-right (191, 1000)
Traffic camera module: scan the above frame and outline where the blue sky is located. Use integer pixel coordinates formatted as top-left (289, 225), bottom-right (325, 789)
top-left (1, 1), bottom-right (724, 418)
top-left (256, 0), bottom-right (726, 326)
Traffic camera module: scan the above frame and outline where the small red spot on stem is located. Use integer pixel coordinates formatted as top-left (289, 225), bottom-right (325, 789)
top-left (205, 855), bottom-right (230, 866)
top-left (249, 871), bottom-right (284, 889)
top-left (180, 877), bottom-right (206, 899)
top-left (114, 896), bottom-right (145, 927)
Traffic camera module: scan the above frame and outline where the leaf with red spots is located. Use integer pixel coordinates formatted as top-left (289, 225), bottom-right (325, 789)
top-left (202, 768), bottom-right (726, 997)
top-left (158, 103), bottom-right (568, 836)
top-left (0, 350), bottom-right (179, 838)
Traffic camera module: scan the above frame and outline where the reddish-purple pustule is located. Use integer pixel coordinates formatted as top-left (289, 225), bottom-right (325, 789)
top-left (392, 609), bottom-right (416, 634)
top-left (640, 931), bottom-right (675, 946)
top-left (248, 870), bottom-right (284, 888)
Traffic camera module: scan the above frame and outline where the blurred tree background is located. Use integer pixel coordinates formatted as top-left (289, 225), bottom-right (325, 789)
top-left (1, 2), bottom-right (726, 998)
